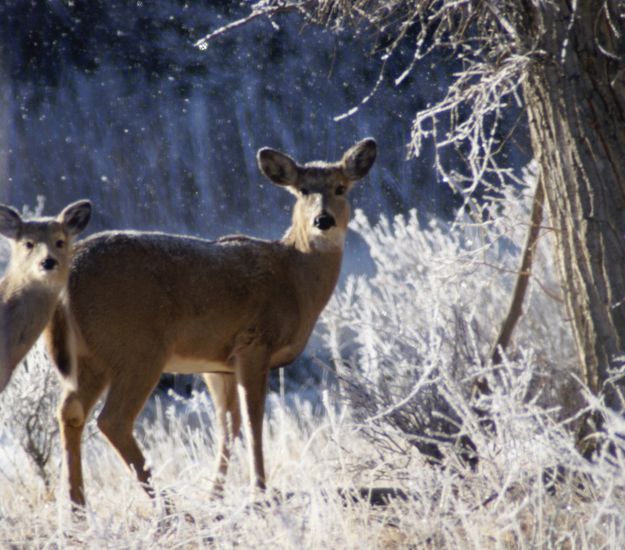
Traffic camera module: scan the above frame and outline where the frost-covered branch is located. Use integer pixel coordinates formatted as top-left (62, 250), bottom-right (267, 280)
top-left (194, 2), bottom-right (307, 49)
top-left (199, 0), bottom-right (535, 208)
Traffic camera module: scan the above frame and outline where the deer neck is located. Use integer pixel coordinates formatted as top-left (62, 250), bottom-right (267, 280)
top-left (0, 273), bottom-right (62, 374)
top-left (281, 222), bottom-right (344, 314)
top-left (1, 266), bottom-right (64, 299)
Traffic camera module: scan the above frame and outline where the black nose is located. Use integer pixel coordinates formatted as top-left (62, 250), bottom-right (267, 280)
top-left (314, 214), bottom-right (336, 231)
top-left (41, 257), bottom-right (58, 271)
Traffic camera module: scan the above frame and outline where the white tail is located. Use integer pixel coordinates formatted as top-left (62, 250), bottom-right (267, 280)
top-left (0, 200), bottom-right (92, 393)
top-left (46, 138), bottom-right (376, 508)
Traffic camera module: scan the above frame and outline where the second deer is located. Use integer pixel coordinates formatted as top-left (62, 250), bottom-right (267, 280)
top-left (0, 201), bottom-right (91, 393)
top-left (46, 138), bottom-right (377, 508)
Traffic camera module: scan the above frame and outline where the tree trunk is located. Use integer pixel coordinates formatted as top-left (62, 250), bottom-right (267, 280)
top-left (522, 1), bottom-right (625, 426)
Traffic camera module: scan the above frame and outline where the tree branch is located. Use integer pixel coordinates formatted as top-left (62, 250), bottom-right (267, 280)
top-left (194, 4), bottom-right (303, 50)
top-left (490, 177), bottom-right (545, 365)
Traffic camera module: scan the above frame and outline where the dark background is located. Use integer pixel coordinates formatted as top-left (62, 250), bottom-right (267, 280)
top-left (0, 1), bottom-right (529, 234)
top-left (0, 0), bottom-right (529, 393)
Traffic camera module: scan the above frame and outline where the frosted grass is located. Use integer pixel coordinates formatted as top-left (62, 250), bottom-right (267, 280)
top-left (1, 182), bottom-right (625, 547)
top-left (1, 379), bottom-right (624, 548)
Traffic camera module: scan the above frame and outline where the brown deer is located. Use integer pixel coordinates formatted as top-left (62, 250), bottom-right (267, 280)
top-left (0, 201), bottom-right (92, 393)
top-left (46, 138), bottom-right (377, 508)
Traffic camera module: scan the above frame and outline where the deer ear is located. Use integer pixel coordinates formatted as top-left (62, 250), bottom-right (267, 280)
top-left (0, 204), bottom-right (22, 240)
top-left (257, 148), bottom-right (300, 187)
top-left (58, 200), bottom-right (92, 236)
top-left (341, 138), bottom-right (377, 181)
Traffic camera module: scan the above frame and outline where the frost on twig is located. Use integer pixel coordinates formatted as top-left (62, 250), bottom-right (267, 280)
top-left (194, 2), bottom-right (306, 50)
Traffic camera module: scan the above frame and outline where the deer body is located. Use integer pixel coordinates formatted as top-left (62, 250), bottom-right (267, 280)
top-left (46, 139), bottom-right (376, 508)
top-left (64, 231), bottom-right (340, 373)
top-left (0, 201), bottom-right (92, 393)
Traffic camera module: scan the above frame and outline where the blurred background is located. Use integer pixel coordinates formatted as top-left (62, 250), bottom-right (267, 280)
top-left (0, 1), bottom-right (530, 393)
top-left (0, 1), bottom-right (528, 242)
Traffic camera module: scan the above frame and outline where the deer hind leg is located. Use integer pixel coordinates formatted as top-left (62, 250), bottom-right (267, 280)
top-left (57, 357), bottom-right (109, 509)
top-left (96, 360), bottom-right (163, 500)
top-left (234, 348), bottom-right (270, 491)
top-left (203, 372), bottom-right (241, 497)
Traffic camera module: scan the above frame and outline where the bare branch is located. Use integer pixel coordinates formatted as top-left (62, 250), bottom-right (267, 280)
top-left (201, 1), bottom-right (533, 211)
top-left (194, 3), bottom-right (304, 49)
top-left (490, 178), bottom-right (545, 365)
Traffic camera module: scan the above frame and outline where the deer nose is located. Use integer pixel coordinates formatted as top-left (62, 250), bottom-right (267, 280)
top-left (314, 213), bottom-right (336, 231)
top-left (41, 257), bottom-right (58, 271)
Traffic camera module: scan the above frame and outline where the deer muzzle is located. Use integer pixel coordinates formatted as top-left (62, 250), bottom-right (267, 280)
top-left (41, 257), bottom-right (59, 271)
top-left (313, 213), bottom-right (336, 231)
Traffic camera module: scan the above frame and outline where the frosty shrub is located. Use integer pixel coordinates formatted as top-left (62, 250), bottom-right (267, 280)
top-left (0, 341), bottom-right (60, 490)
top-left (321, 170), bottom-right (581, 466)
top-left (1, 190), bottom-right (625, 546)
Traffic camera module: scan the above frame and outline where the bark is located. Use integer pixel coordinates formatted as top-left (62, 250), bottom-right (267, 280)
top-left (522, 1), bottom-right (625, 421)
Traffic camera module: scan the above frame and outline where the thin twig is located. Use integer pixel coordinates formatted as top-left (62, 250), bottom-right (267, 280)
top-left (490, 177), bottom-right (545, 365)
top-left (195, 4), bottom-right (301, 49)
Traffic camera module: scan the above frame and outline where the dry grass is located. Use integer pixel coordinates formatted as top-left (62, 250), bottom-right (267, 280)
top-left (2, 186), bottom-right (625, 548)
top-left (1, 372), bottom-right (624, 548)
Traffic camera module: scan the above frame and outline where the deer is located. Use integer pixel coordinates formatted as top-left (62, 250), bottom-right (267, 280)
top-left (0, 200), bottom-right (92, 394)
top-left (44, 138), bottom-right (377, 509)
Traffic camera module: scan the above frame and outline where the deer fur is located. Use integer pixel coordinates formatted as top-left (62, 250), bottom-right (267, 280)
top-left (0, 201), bottom-right (92, 393)
top-left (45, 138), bottom-right (377, 508)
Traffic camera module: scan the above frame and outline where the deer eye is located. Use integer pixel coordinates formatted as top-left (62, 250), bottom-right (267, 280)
top-left (300, 188), bottom-right (310, 196)
top-left (56, 240), bottom-right (65, 249)
top-left (335, 185), bottom-right (346, 196)
top-left (25, 241), bottom-right (34, 249)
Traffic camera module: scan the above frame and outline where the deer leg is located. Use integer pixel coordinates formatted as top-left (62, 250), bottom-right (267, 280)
top-left (96, 363), bottom-right (162, 500)
top-left (57, 358), bottom-right (109, 509)
top-left (234, 350), bottom-right (269, 491)
top-left (203, 373), bottom-right (241, 497)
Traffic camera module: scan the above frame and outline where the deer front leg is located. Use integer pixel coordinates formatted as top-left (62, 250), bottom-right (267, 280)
top-left (57, 359), bottom-right (108, 510)
top-left (203, 372), bottom-right (241, 497)
top-left (234, 350), bottom-right (269, 491)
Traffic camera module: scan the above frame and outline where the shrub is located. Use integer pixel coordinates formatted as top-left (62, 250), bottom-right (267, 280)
top-left (321, 171), bottom-right (580, 465)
